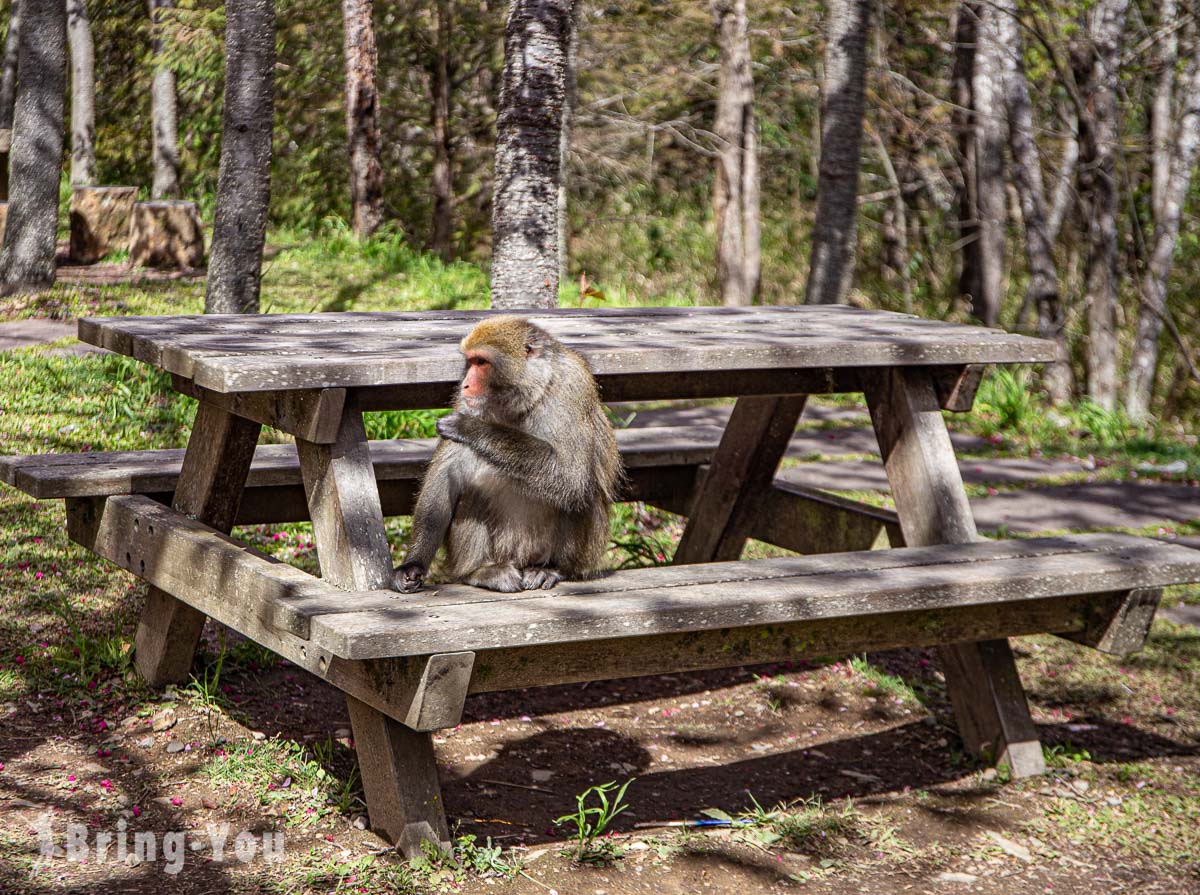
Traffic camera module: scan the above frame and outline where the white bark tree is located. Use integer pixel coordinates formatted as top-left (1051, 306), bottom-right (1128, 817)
top-left (1073, 0), bottom-right (1130, 411)
top-left (205, 0), bottom-right (275, 314)
top-left (970, 1), bottom-right (1005, 326)
top-left (490, 0), bottom-right (576, 310)
top-left (710, 0), bottom-right (760, 307)
top-left (67, 0), bottom-right (95, 187)
top-left (0, 0), bottom-right (66, 295)
top-left (1126, 46), bottom-right (1200, 419)
top-left (994, 0), bottom-right (1072, 402)
top-left (149, 0), bottom-right (182, 199)
top-left (343, 0), bottom-right (384, 237)
top-left (806, 0), bottom-right (870, 305)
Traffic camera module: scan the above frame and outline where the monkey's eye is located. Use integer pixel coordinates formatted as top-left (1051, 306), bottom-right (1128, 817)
top-left (468, 356), bottom-right (489, 368)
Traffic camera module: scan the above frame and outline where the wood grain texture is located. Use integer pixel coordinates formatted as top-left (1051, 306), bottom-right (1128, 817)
top-left (0, 425), bottom-right (726, 499)
top-left (346, 694), bottom-right (451, 857)
top-left (172, 376), bottom-right (346, 443)
top-left (297, 402), bottom-right (393, 591)
top-left (76, 306), bottom-right (1059, 394)
top-left (132, 403), bottom-right (261, 686)
top-left (1061, 587), bottom-right (1162, 656)
top-left (674, 395), bottom-right (808, 563)
top-left (865, 366), bottom-right (1044, 778)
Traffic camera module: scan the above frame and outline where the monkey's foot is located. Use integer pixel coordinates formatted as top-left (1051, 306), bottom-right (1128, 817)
top-left (393, 562), bottom-right (427, 593)
top-left (520, 567), bottom-right (562, 590)
top-left (464, 563), bottom-right (524, 592)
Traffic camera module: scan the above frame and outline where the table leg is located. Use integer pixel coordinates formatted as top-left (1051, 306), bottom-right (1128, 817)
top-left (864, 368), bottom-right (1045, 778)
top-left (674, 394), bottom-right (808, 564)
top-left (133, 403), bottom-right (261, 686)
top-left (296, 399), bottom-right (450, 856)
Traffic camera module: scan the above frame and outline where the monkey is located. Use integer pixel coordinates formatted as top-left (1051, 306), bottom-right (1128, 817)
top-left (394, 316), bottom-right (622, 594)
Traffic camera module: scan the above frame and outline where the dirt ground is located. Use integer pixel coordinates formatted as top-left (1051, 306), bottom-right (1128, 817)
top-left (3, 616), bottom-right (1198, 895)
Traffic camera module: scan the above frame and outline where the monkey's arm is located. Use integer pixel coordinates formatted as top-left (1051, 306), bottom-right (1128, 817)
top-left (395, 443), bottom-right (462, 592)
top-left (437, 413), bottom-right (592, 511)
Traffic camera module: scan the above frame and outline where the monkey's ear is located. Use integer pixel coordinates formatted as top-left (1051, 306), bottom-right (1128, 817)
top-left (525, 331), bottom-right (546, 358)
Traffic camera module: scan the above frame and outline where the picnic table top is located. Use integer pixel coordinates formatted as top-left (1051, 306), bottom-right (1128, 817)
top-left (79, 306), bottom-right (1058, 394)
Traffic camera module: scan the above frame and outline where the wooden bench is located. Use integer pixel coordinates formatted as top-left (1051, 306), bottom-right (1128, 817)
top-left (11, 305), bottom-right (1200, 858)
top-left (0, 424), bottom-right (903, 554)
top-left (63, 492), bottom-right (1200, 852)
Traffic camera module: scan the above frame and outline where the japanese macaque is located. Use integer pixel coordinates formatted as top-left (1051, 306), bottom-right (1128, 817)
top-left (394, 316), bottom-right (622, 593)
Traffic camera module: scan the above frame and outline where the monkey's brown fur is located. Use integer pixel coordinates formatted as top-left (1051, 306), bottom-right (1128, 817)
top-left (395, 317), bottom-right (622, 593)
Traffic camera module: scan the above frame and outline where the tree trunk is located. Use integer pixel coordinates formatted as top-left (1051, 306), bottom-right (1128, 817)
top-left (710, 0), bottom-right (760, 307)
top-left (806, 0), bottom-right (870, 305)
top-left (951, 2), bottom-right (980, 314)
top-left (1073, 0), bottom-right (1130, 411)
top-left (0, 0), bottom-right (65, 295)
top-left (490, 0), bottom-right (575, 310)
top-left (149, 0), bottom-right (182, 199)
top-left (970, 1), bottom-right (1005, 326)
top-left (556, 0), bottom-right (580, 283)
top-left (1046, 105), bottom-right (1079, 242)
top-left (995, 0), bottom-right (1072, 402)
top-left (1126, 51), bottom-right (1200, 420)
top-left (343, 0), bottom-right (383, 238)
top-left (205, 0), bottom-right (275, 314)
top-left (0, 0), bottom-right (21, 200)
top-left (429, 0), bottom-right (454, 260)
top-left (1150, 0), bottom-right (1177, 223)
top-left (66, 0), bottom-right (95, 187)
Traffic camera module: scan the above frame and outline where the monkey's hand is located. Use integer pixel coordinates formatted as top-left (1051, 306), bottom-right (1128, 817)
top-left (393, 561), bottom-right (428, 593)
top-left (435, 413), bottom-right (471, 445)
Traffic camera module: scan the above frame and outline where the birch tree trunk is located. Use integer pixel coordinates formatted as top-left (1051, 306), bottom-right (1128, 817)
top-left (429, 0), bottom-right (454, 260)
top-left (0, 0), bottom-right (65, 295)
top-left (490, 0), bottom-right (574, 310)
top-left (66, 0), bottom-right (94, 187)
top-left (1126, 52), bottom-right (1200, 419)
top-left (556, 0), bottom-right (580, 283)
top-left (1151, 0), bottom-right (1178, 222)
top-left (995, 0), bottom-right (1073, 402)
top-left (951, 2), bottom-right (981, 314)
top-left (710, 0), bottom-right (760, 307)
top-left (149, 0), bottom-right (182, 199)
top-left (970, 1), bottom-right (1005, 326)
top-left (806, 0), bottom-right (869, 305)
top-left (343, 0), bottom-right (383, 237)
top-left (1073, 0), bottom-right (1130, 411)
top-left (0, 0), bottom-right (19, 200)
top-left (205, 0), bottom-right (275, 314)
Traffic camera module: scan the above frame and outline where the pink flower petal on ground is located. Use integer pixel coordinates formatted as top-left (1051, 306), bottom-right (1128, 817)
top-left (171, 797), bottom-right (182, 807)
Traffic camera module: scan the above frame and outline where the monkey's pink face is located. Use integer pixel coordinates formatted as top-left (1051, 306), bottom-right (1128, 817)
top-left (460, 350), bottom-right (493, 410)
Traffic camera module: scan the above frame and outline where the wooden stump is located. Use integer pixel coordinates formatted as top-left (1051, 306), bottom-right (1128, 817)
top-left (129, 200), bottom-right (205, 269)
top-left (69, 186), bottom-right (137, 264)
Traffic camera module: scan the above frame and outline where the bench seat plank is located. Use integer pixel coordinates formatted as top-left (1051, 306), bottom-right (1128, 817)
top-left (65, 492), bottom-right (1200, 659)
top-left (0, 425), bottom-right (726, 499)
top-left (310, 537), bottom-right (1200, 658)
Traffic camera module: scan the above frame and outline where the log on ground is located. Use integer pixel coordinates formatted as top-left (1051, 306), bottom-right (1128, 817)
top-left (129, 200), bottom-right (205, 269)
top-left (69, 186), bottom-right (136, 263)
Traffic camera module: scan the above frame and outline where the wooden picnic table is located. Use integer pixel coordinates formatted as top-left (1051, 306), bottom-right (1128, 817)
top-left (40, 305), bottom-right (1200, 854)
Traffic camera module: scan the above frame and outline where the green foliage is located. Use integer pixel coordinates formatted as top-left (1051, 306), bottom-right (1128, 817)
top-left (555, 779), bottom-right (634, 864)
top-left (977, 368), bottom-right (1036, 433)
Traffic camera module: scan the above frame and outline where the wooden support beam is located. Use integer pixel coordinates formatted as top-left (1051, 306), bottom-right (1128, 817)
top-left (1060, 588), bottom-right (1162, 656)
top-left (673, 395), bottom-right (808, 564)
top-left (865, 367), bottom-right (1046, 778)
top-left (932, 364), bottom-right (985, 412)
top-left (297, 400), bottom-right (393, 591)
top-left (131, 403), bottom-right (261, 686)
top-left (172, 376), bottom-right (346, 443)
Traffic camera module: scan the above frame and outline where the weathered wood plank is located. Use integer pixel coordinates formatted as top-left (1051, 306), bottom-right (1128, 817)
top-left (2, 425), bottom-right (725, 500)
top-left (674, 395), bottom-right (808, 563)
top-left (1061, 588), bottom-right (1163, 656)
top-left (346, 695), bottom-right (452, 857)
top-left (865, 366), bottom-right (1044, 778)
top-left (297, 403), bottom-right (395, 591)
top-left (464, 592), bottom-right (1103, 694)
top-left (311, 540), bottom-right (1200, 659)
top-left (77, 307), bottom-right (1060, 394)
top-left (172, 376), bottom-right (346, 443)
top-left (131, 403), bottom-right (261, 686)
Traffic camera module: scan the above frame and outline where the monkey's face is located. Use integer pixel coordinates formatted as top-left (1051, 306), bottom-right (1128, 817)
top-left (460, 348), bottom-right (497, 412)
top-left (456, 320), bottom-right (557, 419)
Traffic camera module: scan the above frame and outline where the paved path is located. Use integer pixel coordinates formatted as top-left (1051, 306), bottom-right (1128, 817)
top-left (0, 319), bottom-right (106, 355)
